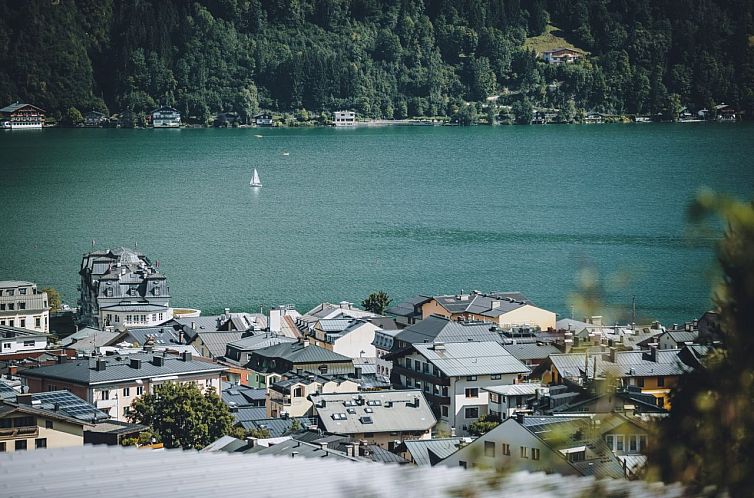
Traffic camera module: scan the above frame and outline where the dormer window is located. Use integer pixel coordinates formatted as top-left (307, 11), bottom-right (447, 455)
top-left (153, 287), bottom-right (160, 296)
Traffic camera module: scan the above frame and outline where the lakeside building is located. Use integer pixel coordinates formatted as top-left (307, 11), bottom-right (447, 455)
top-left (542, 48), bottom-right (582, 64)
top-left (333, 111), bottom-right (356, 126)
top-left (220, 332), bottom-right (297, 386)
top-left (77, 247), bottom-right (172, 329)
top-left (0, 102), bottom-right (45, 128)
top-left (254, 113), bottom-right (273, 126)
top-left (0, 281), bottom-right (49, 333)
top-left (20, 351), bottom-right (225, 421)
top-left (84, 111), bottom-right (107, 127)
top-left (151, 106), bottom-right (181, 128)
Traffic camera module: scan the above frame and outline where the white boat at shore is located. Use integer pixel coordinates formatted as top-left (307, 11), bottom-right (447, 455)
top-left (249, 168), bottom-right (262, 187)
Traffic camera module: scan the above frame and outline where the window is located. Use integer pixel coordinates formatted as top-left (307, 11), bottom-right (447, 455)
top-left (19, 288), bottom-right (26, 295)
top-left (405, 358), bottom-right (412, 368)
top-left (0, 304), bottom-right (4, 310)
top-left (293, 387), bottom-right (304, 398)
top-left (532, 448), bottom-right (540, 460)
top-left (637, 377), bottom-right (645, 388)
top-left (491, 374), bottom-right (502, 380)
top-left (136, 386), bottom-right (144, 396)
top-left (15, 440), bottom-right (27, 451)
top-left (45, 420), bottom-right (53, 429)
top-left (35, 438), bottom-right (47, 449)
top-left (520, 446), bottom-right (528, 458)
top-left (23, 340), bottom-right (34, 347)
top-left (414, 360), bottom-right (421, 371)
top-left (657, 376), bottom-right (665, 387)
top-left (123, 387), bottom-right (130, 397)
top-left (465, 388), bottom-right (479, 398)
top-left (466, 376), bottom-right (477, 381)
top-left (114, 315), bottom-right (119, 322)
top-left (318, 365), bottom-right (328, 374)
top-left (484, 441), bottom-right (496, 457)
top-left (19, 302), bottom-right (26, 310)
top-left (616, 435), bottom-right (624, 451)
top-left (123, 407), bottom-right (131, 417)
top-left (0, 442), bottom-right (5, 452)
top-left (502, 443), bottom-right (510, 455)
top-left (8, 320), bottom-right (13, 327)
top-left (568, 450), bottom-right (586, 462)
top-left (489, 393), bottom-right (500, 403)
top-left (20, 319), bottom-right (26, 328)
top-left (2, 343), bottom-right (10, 349)
top-left (100, 390), bottom-right (110, 400)
top-left (8, 303), bottom-right (13, 310)
top-left (35, 317), bottom-right (41, 328)
top-left (459, 461), bottom-right (467, 469)
top-left (464, 407), bottom-right (479, 419)
top-left (441, 405), bottom-right (449, 417)
top-left (606, 435), bottom-right (613, 450)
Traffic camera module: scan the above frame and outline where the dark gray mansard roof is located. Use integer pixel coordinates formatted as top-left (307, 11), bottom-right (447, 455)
top-left (20, 353), bottom-right (226, 386)
top-left (394, 315), bottom-right (502, 345)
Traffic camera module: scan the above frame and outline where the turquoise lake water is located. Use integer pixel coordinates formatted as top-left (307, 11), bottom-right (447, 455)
top-left (1, 124), bottom-right (753, 324)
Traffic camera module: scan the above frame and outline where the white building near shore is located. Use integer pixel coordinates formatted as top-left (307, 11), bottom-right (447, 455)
top-left (0, 281), bottom-right (49, 333)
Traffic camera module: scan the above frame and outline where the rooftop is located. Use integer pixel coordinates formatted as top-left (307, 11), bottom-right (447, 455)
top-left (394, 315), bottom-right (502, 345)
top-left (414, 341), bottom-right (530, 377)
top-left (310, 390), bottom-right (436, 435)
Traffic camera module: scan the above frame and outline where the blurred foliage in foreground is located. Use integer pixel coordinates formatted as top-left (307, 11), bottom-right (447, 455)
top-left (646, 190), bottom-right (754, 497)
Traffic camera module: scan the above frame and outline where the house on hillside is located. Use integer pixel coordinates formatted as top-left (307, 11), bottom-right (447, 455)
top-left (84, 111), bottom-right (107, 127)
top-left (542, 48), bottom-right (582, 64)
top-left (151, 106), bottom-right (181, 128)
top-left (254, 113), bottom-right (273, 126)
top-left (333, 111), bottom-right (356, 126)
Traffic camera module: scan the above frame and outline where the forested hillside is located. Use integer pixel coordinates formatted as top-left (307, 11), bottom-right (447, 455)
top-left (0, 0), bottom-right (752, 123)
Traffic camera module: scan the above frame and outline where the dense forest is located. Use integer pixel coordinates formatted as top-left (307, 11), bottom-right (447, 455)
top-left (0, 0), bottom-right (752, 124)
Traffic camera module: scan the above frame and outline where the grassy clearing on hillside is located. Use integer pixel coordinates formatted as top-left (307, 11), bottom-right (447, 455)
top-left (524, 24), bottom-right (588, 55)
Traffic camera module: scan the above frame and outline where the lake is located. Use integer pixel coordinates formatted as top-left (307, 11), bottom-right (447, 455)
top-left (2, 123), bottom-right (753, 325)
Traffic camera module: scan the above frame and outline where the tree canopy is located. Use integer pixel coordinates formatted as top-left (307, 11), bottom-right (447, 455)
top-left (646, 192), bottom-right (754, 496)
top-left (362, 291), bottom-right (392, 315)
top-left (0, 1), bottom-right (752, 124)
top-left (128, 382), bottom-right (234, 449)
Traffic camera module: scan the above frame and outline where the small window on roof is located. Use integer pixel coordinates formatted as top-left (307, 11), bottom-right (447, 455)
top-left (347, 408), bottom-right (356, 414)
top-left (364, 407), bottom-right (373, 413)
top-left (360, 416), bottom-right (373, 424)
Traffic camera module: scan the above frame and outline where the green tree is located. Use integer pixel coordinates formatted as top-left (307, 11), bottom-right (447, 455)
top-left (62, 107), bottom-right (83, 127)
top-left (664, 93), bottom-right (682, 122)
top-left (362, 291), bottom-right (392, 315)
top-left (41, 287), bottom-right (62, 312)
top-left (512, 98), bottom-right (533, 124)
top-left (646, 192), bottom-right (754, 496)
top-left (469, 413), bottom-right (502, 436)
top-left (128, 382), bottom-right (233, 449)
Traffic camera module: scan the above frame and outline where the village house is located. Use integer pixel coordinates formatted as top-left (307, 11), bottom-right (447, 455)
top-left (0, 102), bottom-right (45, 128)
top-left (20, 351), bottom-right (226, 421)
top-left (440, 414), bottom-right (627, 478)
top-left (542, 48), bottom-right (582, 64)
top-left (0, 392), bottom-right (99, 452)
top-left (386, 295), bottom-right (432, 326)
top-left (0, 281), bottom-right (50, 333)
top-left (485, 383), bottom-right (548, 419)
top-left (84, 111), bottom-right (108, 127)
top-left (418, 291), bottom-right (556, 331)
top-left (78, 247), bottom-right (172, 329)
top-left (0, 326), bottom-right (49, 358)
top-left (296, 301), bottom-right (378, 336)
top-left (395, 437), bottom-right (471, 466)
top-left (267, 372), bottom-right (360, 418)
top-left (254, 113), bottom-right (273, 126)
top-left (310, 317), bottom-right (382, 359)
top-left (310, 390), bottom-right (435, 449)
top-left (242, 339), bottom-right (355, 390)
top-left (503, 342), bottom-right (561, 373)
top-left (219, 332), bottom-right (296, 387)
top-left (333, 110), bottom-right (356, 126)
top-left (151, 106), bottom-right (181, 128)
top-left (387, 340), bottom-right (529, 435)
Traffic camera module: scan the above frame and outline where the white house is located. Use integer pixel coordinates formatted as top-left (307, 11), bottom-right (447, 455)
top-left (151, 106), bottom-right (181, 128)
top-left (0, 281), bottom-right (49, 333)
top-left (0, 326), bottom-right (49, 356)
top-left (333, 111), bottom-right (356, 127)
top-left (311, 318), bottom-right (382, 359)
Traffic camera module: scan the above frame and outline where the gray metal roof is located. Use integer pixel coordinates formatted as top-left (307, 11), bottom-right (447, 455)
top-left (395, 315), bottom-right (502, 345)
top-left (549, 353), bottom-right (605, 379)
top-left (0, 445), bottom-right (684, 497)
top-left (0, 325), bottom-right (49, 340)
top-left (233, 407), bottom-right (267, 425)
top-left (20, 353), bottom-right (226, 386)
top-left (311, 390), bottom-right (436, 435)
top-left (240, 417), bottom-right (318, 437)
top-left (0, 102), bottom-right (45, 113)
top-left (226, 332), bottom-right (296, 352)
top-left (253, 342), bottom-right (352, 364)
top-left (415, 341), bottom-right (530, 377)
top-left (503, 343), bottom-right (561, 361)
top-left (483, 383), bottom-right (547, 397)
top-left (196, 331), bottom-right (245, 357)
top-left (610, 350), bottom-right (691, 377)
top-left (244, 438), bottom-right (361, 461)
top-left (403, 437), bottom-right (469, 466)
top-left (222, 383), bottom-right (266, 406)
top-left (61, 327), bottom-right (118, 351)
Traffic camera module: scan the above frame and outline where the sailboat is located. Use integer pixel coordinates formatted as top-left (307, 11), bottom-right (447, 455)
top-left (249, 168), bottom-right (262, 187)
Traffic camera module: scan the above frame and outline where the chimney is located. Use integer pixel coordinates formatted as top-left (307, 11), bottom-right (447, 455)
top-left (564, 339), bottom-right (573, 354)
top-left (432, 341), bottom-right (445, 351)
top-left (345, 443), bottom-right (355, 457)
top-left (181, 351), bottom-right (192, 362)
top-left (319, 442), bottom-right (329, 451)
top-left (291, 451), bottom-right (299, 459)
top-left (191, 321), bottom-right (196, 331)
top-left (302, 339), bottom-right (310, 348)
top-left (153, 355), bottom-right (164, 367)
top-left (178, 330), bottom-right (184, 345)
top-left (224, 308), bottom-right (231, 319)
top-left (609, 346), bottom-right (617, 363)
top-left (8, 365), bottom-right (18, 376)
top-left (246, 437), bottom-right (258, 448)
top-left (648, 344), bottom-right (658, 362)
top-left (15, 393), bottom-right (32, 405)
top-left (516, 412), bottom-right (525, 424)
top-left (95, 358), bottom-right (107, 371)
top-left (130, 358), bottom-right (142, 369)
top-left (354, 367), bottom-right (362, 379)
top-left (450, 427), bottom-right (456, 437)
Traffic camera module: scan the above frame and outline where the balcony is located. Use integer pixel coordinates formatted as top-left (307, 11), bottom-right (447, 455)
top-left (0, 426), bottom-right (38, 440)
top-left (392, 365), bottom-right (450, 386)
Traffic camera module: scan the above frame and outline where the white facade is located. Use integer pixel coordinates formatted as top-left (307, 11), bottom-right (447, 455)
top-left (315, 320), bottom-right (380, 359)
top-left (333, 111), bottom-right (356, 126)
top-left (152, 107), bottom-right (181, 128)
top-left (99, 306), bottom-right (173, 329)
top-left (0, 281), bottom-right (49, 333)
top-left (0, 331), bottom-right (48, 355)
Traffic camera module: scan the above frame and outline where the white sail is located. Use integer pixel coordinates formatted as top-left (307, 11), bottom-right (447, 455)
top-left (250, 168), bottom-right (262, 187)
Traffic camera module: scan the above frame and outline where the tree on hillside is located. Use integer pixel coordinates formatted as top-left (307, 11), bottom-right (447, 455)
top-left (41, 287), bottom-right (62, 312)
top-left (128, 382), bottom-right (233, 449)
top-left (646, 191), bottom-right (754, 496)
top-left (362, 291), bottom-right (392, 315)
top-left (512, 98), bottom-right (533, 124)
top-left (62, 107), bottom-right (84, 127)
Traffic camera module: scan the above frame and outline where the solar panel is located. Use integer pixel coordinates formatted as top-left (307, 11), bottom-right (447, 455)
top-left (32, 391), bottom-right (109, 422)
